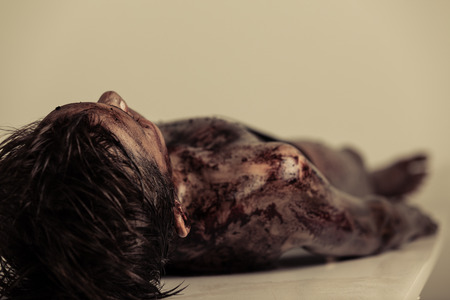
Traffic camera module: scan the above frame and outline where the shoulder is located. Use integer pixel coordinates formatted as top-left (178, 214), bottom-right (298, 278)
top-left (244, 142), bottom-right (314, 183)
top-left (158, 117), bottom-right (260, 150)
top-left (158, 116), bottom-right (235, 130)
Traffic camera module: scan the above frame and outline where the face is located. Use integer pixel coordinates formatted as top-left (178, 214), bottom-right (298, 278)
top-left (42, 91), bottom-right (170, 174)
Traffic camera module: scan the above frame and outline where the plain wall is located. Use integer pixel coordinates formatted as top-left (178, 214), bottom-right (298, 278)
top-left (1, 1), bottom-right (449, 298)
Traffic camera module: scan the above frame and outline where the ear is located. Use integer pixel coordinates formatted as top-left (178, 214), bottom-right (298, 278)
top-left (174, 200), bottom-right (191, 238)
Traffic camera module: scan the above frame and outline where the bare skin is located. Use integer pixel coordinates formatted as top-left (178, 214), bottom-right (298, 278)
top-left (46, 91), bottom-right (436, 273)
top-left (158, 117), bottom-right (436, 273)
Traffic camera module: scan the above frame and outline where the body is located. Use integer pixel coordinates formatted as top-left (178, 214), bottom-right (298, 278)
top-left (0, 92), bottom-right (437, 299)
top-left (159, 117), bottom-right (435, 272)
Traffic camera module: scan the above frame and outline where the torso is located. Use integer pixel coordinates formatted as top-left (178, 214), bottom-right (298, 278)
top-left (157, 118), bottom-right (437, 273)
top-left (158, 118), bottom-right (311, 272)
top-left (158, 117), bottom-right (372, 272)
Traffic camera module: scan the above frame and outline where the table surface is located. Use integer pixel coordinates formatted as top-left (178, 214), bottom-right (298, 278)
top-left (163, 225), bottom-right (444, 300)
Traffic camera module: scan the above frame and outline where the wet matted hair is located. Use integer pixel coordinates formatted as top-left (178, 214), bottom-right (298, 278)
top-left (0, 111), bottom-right (181, 299)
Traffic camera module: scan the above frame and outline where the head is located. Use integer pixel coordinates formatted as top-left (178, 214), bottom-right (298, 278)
top-left (0, 92), bottom-right (189, 299)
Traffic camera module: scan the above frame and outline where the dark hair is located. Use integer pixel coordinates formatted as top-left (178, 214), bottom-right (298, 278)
top-left (0, 112), bottom-right (181, 299)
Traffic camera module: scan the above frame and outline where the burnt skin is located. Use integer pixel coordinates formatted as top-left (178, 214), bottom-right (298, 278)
top-left (158, 117), bottom-right (437, 273)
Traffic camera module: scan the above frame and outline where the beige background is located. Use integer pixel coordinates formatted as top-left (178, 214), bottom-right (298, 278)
top-left (1, 1), bottom-right (449, 298)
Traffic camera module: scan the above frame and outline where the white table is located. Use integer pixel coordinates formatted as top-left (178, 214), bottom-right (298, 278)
top-left (163, 226), bottom-right (443, 300)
